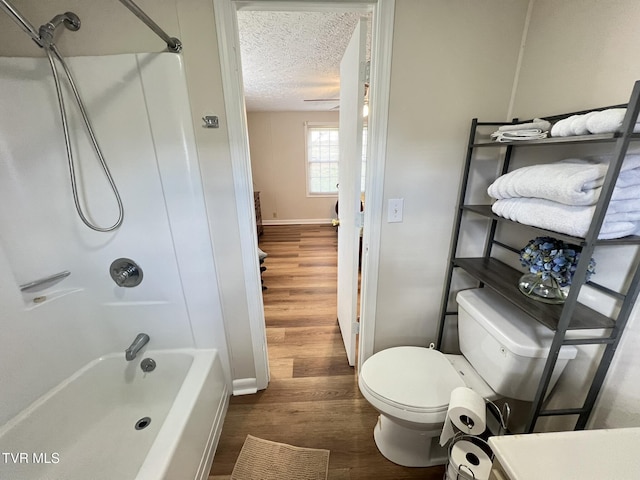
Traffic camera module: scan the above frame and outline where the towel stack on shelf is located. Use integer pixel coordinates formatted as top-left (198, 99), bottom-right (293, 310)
top-left (490, 118), bottom-right (551, 142)
top-left (487, 156), bottom-right (640, 239)
top-left (550, 108), bottom-right (640, 137)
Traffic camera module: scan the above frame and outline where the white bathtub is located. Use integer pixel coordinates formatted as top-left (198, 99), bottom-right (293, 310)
top-left (0, 348), bottom-right (229, 480)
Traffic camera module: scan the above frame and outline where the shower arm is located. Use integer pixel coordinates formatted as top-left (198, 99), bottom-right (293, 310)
top-left (0, 0), bottom-right (43, 47)
top-left (118, 0), bottom-right (182, 53)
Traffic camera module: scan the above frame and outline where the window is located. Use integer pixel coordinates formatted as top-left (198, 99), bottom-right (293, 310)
top-left (306, 123), bottom-right (339, 195)
top-left (305, 123), bottom-right (368, 196)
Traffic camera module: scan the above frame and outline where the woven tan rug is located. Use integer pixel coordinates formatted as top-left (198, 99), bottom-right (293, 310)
top-left (231, 435), bottom-right (330, 480)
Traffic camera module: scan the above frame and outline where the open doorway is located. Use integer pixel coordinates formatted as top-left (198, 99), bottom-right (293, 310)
top-left (213, 0), bottom-right (395, 389)
top-left (236, 7), bottom-right (368, 368)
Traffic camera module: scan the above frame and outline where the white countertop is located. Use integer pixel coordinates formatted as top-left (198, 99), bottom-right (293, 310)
top-left (488, 427), bottom-right (640, 480)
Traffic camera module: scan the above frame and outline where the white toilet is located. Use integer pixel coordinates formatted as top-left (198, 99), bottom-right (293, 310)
top-left (358, 288), bottom-right (578, 467)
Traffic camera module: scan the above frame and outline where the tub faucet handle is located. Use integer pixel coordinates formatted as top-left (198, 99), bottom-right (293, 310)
top-left (110, 258), bottom-right (143, 288)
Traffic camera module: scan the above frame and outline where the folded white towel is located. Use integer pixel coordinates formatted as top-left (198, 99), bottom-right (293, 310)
top-left (607, 210), bottom-right (640, 222)
top-left (487, 155), bottom-right (640, 205)
top-left (611, 184), bottom-right (640, 201)
top-left (491, 198), bottom-right (638, 239)
top-left (491, 130), bottom-right (548, 142)
top-left (608, 197), bottom-right (640, 214)
top-left (497, 118), bottom-right (551, 133)
top-left (616, 168), bottom-right (640, 188)
top-left (492, 129), bottom-right (545, 136)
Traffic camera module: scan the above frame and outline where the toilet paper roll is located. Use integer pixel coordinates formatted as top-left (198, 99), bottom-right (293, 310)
top-left (439, 387), bottom-right (486, 446)
top-left (447, 438), bottom-right (493, 480)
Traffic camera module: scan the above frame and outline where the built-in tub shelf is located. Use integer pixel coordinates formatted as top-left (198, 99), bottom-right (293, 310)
top-left (19, 270), bottom-right (71, 292)
top-left (453, 257), bottom-right (615, 331)
top-left (462, 204), bottom-right (640, 246)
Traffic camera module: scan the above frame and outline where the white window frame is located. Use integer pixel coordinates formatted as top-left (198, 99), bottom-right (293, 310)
top-left (361, 125), bottom-right (367, 193)
top-left (304, 122), bottom-right (340, 197)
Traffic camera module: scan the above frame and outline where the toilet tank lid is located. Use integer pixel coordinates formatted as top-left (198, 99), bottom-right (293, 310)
top-left (456, 288), bottom-right (577, 360)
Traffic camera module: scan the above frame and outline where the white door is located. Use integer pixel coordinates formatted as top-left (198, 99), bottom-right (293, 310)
top-left (336, 18), bottom-right (367, 367)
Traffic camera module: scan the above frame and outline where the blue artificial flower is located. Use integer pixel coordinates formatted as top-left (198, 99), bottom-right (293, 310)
top-left (519, 236), bottom-right (596, 287)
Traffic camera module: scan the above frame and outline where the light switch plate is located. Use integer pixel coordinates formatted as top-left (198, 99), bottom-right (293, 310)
top-left (388, 198), bottom-right (404, 223)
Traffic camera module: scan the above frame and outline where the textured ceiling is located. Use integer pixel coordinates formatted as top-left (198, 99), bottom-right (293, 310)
top-left (237, 10), bottom-right (368, 112)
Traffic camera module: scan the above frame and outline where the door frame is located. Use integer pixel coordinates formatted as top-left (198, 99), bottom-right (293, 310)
top-left (213, 0), bottom-right (395, 382)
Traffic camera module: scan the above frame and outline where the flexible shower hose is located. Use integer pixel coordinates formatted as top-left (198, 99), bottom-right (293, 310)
top-left (45, 45), bottom-right (124, 232)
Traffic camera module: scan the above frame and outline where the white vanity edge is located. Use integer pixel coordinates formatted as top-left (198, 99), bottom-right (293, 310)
top-left (488, 427), bottom-right (640, 480)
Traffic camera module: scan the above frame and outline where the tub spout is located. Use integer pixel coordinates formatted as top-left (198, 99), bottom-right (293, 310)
top-left (125, 333), bottom-right (149, 361)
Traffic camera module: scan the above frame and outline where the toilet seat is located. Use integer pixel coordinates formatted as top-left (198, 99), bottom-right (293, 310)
top-left (359, 346), bottom-right (466, 424)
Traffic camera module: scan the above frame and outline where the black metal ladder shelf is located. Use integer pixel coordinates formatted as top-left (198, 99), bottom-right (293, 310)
top-left (436, 80), bottom-right (640, 433)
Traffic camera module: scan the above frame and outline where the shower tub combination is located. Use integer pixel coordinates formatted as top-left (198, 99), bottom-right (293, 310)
top-left (0, 349), bottom-right (228, 480)
top-left (0, 3), bottom-right (231, 479)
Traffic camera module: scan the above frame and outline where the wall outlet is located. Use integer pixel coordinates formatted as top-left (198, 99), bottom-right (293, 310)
top-left (387, 198), bottom-right (404, 223)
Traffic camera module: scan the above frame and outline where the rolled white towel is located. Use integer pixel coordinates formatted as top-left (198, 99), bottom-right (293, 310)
top-left (491, 198), bottom-right (638, 239)
top-left (550, 115), bottom-right (580, 137)
top-left (570, 111), bottom-right (598, 135)
top-left (586, 108), bottom-right (640, 134)
top-left (551, 108), bottom-right (640, 136)
top-left (550, 119), bottom-right (566, 137)
top-left (487, 155), bottom-right (640, 206)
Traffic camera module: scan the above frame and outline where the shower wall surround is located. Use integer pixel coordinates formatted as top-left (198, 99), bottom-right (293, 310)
top-left (0, 53), bottom-right (229, 425)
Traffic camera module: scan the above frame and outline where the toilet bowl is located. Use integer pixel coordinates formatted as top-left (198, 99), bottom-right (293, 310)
top-left (359, 346), bottom-right (494, 467)
top-left (358, 288), bottom-right (578, 467)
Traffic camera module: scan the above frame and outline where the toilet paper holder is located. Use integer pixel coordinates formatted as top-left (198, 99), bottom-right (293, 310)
top-left (486, 400), bottom-right (510, 436)
top-left (443, 398), bottom-right (510, 480)
top-left (446, 433), bottom-right (494, 480)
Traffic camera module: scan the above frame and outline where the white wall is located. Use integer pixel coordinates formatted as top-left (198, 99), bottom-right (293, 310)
top-left (247, 111), bottom-right (339, 224)
top-left (175, 0), bottom-right (259, 384)
top-left (508, 0), bottom-right (640, 430)
top-left (372, 0), bottom-right (531, 351)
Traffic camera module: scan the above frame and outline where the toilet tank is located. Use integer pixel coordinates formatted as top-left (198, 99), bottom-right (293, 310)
top-left (456, 288), bottom-right (577, 402)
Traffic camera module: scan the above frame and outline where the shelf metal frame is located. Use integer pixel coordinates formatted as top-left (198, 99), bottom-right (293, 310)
top-left (436, 81), bottom-right (640, 433)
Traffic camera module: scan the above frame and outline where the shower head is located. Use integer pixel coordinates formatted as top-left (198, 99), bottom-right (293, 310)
top-left (38, 12), bottom-right (80, 47)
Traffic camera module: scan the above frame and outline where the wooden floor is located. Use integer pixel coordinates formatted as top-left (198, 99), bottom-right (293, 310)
top-left (209, 224), bottom-right (445, 480)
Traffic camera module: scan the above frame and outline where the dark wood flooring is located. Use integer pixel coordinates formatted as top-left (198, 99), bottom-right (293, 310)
top-left (209, 224), bottom-right (445, 479)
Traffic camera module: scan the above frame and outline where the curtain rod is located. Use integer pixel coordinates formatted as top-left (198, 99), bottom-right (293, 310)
top-left (0, 0), bottom-right (43, 47)
top-left (0, 0), bottom-right (181, 52)
top-left (118, 0), bottom-right (182, 53)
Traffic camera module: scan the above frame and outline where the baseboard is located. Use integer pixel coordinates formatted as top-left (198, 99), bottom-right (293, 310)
top-left (262, 218), bottom-right (334, 226)
top-left (232, 378), bottom-right (258, 395)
